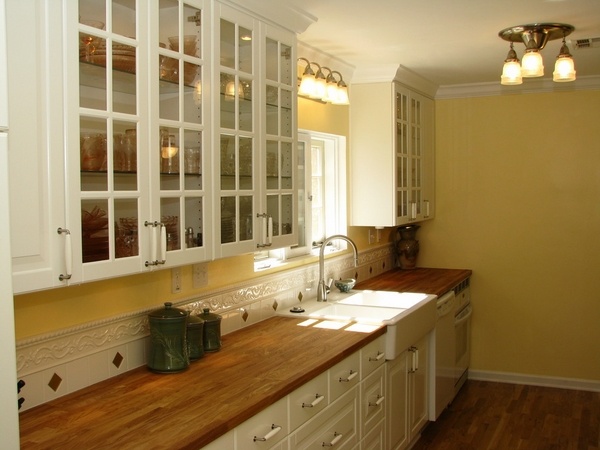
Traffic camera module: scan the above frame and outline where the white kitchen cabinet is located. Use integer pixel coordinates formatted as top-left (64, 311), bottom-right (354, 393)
top-left (214, 4), bottom-right (297, 258)
top-left (290, 387), bottom-right (359, 450)
top-left (360, 365), bottom-right (386, 441)
top-left (350, 82), bottom-right (434, 227)
top-left (329, 349), bottom-right (361, 402)
top-left (67, 0), bottom-right (212, 284)
top-left (386, 334), bottom-right (429, 450)
top-left (8, 0), bottom-right (298, 291)
top-left (7, 0), bottom-right (78, 294)
top-left (289, 370), bottom-right (329, 431)
top-left (235, 396), bottom-right (289, 449)
top-left (361, 333), bottom-right (387, 378)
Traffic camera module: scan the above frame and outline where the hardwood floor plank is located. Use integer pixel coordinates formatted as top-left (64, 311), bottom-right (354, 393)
top-left (412, 380), bottom-right (600, 450)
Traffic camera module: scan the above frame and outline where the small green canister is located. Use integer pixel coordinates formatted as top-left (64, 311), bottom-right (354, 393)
top-left (148, 302), bottom-right (189, 373)
top-left (187, 314), bottom-right (205, 361)
top-left (201, 308), bottom-right (222, 352)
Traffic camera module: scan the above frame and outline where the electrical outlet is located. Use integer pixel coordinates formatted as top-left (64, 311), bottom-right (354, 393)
top-left (368, 228), bottom-right (376, 244)
top-left (171, 267), bottom-right (182, 293)
top-left (193, 263), bottom-right (208, 288)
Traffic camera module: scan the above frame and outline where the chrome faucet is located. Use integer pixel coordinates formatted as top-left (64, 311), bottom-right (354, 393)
top-left (317, 234), bottom-right (359, 302)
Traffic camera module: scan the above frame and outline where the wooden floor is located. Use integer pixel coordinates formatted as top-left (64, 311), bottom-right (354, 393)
top-left (412, 380), bottom-right (600, 450)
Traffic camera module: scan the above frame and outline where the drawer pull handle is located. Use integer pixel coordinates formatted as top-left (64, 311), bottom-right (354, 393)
top-left (369, 351), bottom-right (385, 362)
top-left (322, 431), bottom-right (342, 447)
top-left (369, 394), bottom-right (385, 407)
top-left (253, 424), bottom-right (282, 442)
top-left (302, 394), bottom-right (325, 408)
top-left (338, 370), bottom-right (358, 383)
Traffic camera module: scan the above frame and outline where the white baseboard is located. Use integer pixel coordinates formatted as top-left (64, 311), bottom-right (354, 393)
top-left (469, 369), bottom-right (600, 393)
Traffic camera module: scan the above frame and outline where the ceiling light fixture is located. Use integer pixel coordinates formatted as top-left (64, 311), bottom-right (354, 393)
top-left (297, 58), bottom-right (349, 105)
top-left (498, 23), bottom-right (576, 85)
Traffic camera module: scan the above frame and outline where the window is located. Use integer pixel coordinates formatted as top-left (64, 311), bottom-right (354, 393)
top-left (254, 130), bottom-right (347, 270)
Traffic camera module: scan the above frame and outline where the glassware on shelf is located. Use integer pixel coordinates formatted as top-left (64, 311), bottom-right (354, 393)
top-left (115, 217), bottom-right (138, 257)
top-left (160, 130), bottom-right (179, 174)
top-left (79, 19), bottom-right (105, 63)
top-left (184, 147), bottom-right (201, 174)
top-left (80, 133), bottom-right (107, 171)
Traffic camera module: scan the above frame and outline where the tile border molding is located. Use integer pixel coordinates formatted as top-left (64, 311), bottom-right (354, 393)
top-left (15, 244), bottom-right (394, 378)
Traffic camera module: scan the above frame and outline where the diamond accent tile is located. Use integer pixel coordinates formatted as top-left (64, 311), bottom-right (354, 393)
top-left (272, 300), bottom-right (278, 311)
top-left (298, 291), bottom-right (303, 301)
top-left (48, 373), bottom-right (62, 392)
top-left (112, 352), bottom-right (124, 369)
top-left (241, 308), bottom-right (249, 322)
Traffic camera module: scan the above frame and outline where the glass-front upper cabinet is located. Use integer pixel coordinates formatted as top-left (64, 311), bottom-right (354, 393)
top-left (215, 4), bottom-right (258, 258)
top-left (154, 0), bottom-right (210, 265)
top-left (67, 0), bottom-right (210, 283)
top-left (72, 0), bottom-right (148, 281)
top-left (263, 26), bottom-right (297, 249)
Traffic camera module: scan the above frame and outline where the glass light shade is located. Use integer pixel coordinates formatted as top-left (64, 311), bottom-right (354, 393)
top-left (500, 60), bottom-right (523, 85)
top-left (521, 50), bottom-right (544, 77)
top-left (332, 84), bottom-right (349, 105)
top-left (553, 56), bottom-right (576, 82)
top-left (298, 73), bottom-right (316, 97)
top-left (312, 75), bottom-right (327, 99)
top-left (324, 81), bottom-right (338, 103)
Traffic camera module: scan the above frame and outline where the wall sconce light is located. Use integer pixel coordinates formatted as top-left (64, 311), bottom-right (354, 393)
top-left (498, 23), bottom-right (576, 85)
top-left (298, 57), bottom-right (349, 105)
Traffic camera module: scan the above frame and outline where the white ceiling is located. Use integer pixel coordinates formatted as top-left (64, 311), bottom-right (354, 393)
top-left (286, 0), bottom-right (600, 87)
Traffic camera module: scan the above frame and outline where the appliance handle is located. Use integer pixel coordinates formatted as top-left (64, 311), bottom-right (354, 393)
top-left (455, 304), bottom-right (473, 326)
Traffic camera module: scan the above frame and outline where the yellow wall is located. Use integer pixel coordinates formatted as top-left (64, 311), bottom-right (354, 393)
top-left (417, 89), bottom-right (600, 381)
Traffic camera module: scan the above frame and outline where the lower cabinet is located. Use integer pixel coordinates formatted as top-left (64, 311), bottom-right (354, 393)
top-left (206, 334), bottom-right (389, 449)
top-left (386, 334), bottom-right (430, 450)
top-left (290, 387), bottom-right (359, 449)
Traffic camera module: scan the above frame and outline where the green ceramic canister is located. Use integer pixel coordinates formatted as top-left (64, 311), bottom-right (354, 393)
top-left (187, 314), bottom-right (205, 361)
top-left (148, 302), bottom-right (189, 373)
top-left (201, 308), bottom-right (222, 352)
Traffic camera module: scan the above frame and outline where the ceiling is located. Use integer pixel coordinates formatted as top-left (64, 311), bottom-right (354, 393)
top-left (286, 0), bottom-right (600, 87)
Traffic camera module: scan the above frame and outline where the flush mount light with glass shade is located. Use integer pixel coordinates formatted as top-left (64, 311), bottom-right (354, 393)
top-left (498, 23), bottom-right (576, 85)
top-left (297, 57), bottom-right (349, 105)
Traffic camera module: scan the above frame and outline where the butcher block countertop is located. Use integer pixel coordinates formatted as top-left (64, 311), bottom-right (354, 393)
top-left (19, 316), bottom-right (385, 450)
top-left (356, 267), bottom-right (472, 297)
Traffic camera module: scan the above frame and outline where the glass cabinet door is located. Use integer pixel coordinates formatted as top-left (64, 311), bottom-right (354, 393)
top-left (410, 95), bottom-right (423, 220)
top-left (396, 89), bottom-right (409, 222)
top-left (156, 0), bottom-right (208, 264)
top-left (264, 29), bottom-right (296, 248)
top-left (77, 0), bottom-right (143, 272)
top-left (216, 5), bottom-right (257, 257)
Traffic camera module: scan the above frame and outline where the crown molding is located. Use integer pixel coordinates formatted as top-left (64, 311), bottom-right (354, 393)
top-left (435, 75), bottom-right (600, 99)
top-left (350, 64), bottom-right (438, 98)
top-left (223, 0), bottom-right (316, 34)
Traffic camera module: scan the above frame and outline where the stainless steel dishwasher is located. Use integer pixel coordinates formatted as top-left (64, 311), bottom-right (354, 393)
top-left (430, 290), bottom-right (456, 420)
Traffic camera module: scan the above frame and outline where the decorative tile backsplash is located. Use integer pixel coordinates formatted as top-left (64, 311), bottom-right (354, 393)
top-left (16, 244), bottom-right (394, 411)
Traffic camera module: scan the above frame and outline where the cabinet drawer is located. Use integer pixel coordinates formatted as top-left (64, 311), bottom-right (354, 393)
top-left (202, 429), bottom-right (234, 450)
top-left (329, 350), bottom-right (361, 402)
top-left (361, 334), bottom-right (387, 378)
top-left (290, 387), bottom-right (359, 450)
top-left (361, 417), bottom-right (385, 450)
top-left (289, 370), bottom-right (328, 431)
top-left (235, 396), bottom-right (289, 449)
top-left (361, 365), bottom-right (386, 437)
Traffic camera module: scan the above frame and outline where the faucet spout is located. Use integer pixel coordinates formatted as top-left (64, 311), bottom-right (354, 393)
top-left (317, 234), bottom-right (359, 302)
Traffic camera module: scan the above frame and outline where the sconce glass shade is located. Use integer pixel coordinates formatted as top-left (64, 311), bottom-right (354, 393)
top-left (332, 82), bottom-right (349, 105)
top-left (299, 72), bottom-right (316, 97)
top-left (521, 49), bottom-right (544, 77)
top-left (553, 41), bottom-right (576, 82)
top-left (312, 69), bottom-right (327, 99)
